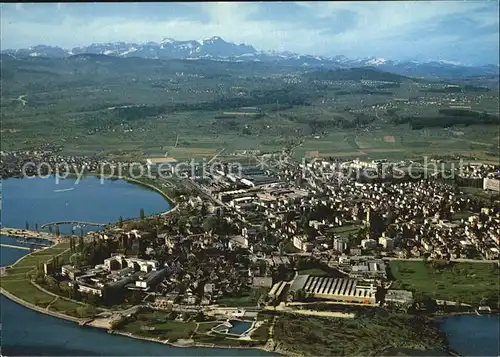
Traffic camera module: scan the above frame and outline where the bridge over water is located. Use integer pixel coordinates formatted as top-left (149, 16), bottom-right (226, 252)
top-left (40, 221), bottom-right (108, 229)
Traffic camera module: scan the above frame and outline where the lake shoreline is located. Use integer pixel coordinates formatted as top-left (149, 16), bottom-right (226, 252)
top-left (67, 172), bottom-right (177, 208)
top-left (1, 173), bottom-right (176, 206)
top-left (0, 286), bottom-right (274, 354)
top-left (6, 268), bottom-right (498, 357)
top-left (109, 330), bottom-right (275, 353)
top-left (1, 280), bottom-right (475, 357)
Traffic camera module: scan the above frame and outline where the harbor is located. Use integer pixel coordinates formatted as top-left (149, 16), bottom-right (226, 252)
top-left (0, 227), bottom-right (59, 242)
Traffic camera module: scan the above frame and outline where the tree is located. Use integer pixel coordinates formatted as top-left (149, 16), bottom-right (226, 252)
top-left (195, 311), bottom-right (205, 322)
top-left (52, 255), bottom-right (59, 270)
top-left (86, 293), bottom-right (101, 307)
top-left (127, 290), bottom-right (143, 305)
top-left (200, 203), bottom-right (208, 216)
top-left (78, 235), bottom-right (84, 251)
top-left (139, 208), bottom-right (145, 220)
top-left (118, 216), bottom-right (124, 228)
top-left (76, 304), bottom-right (97, 318)
top-left (479, 295), bottom-right (488, 306)
top-left (202, 216), bottom-right (217, 233)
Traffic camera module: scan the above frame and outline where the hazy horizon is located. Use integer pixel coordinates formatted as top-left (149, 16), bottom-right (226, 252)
top-left (1, 1), bottom-right (499, 65)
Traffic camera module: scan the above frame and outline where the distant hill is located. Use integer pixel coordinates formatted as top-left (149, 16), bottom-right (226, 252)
top-left (305, 67), bottom-right (411, 83)
top-left (2, 37), bottom-right (498, 79)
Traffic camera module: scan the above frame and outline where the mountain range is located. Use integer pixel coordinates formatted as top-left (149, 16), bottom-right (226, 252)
top-left (2, 36), bottom-right (499, 78)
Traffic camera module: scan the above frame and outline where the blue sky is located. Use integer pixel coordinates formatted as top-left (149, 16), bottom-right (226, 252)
top-left (1, 1), bottom-right (498, 65)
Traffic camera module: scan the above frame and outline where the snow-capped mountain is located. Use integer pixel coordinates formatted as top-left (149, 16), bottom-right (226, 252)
top-left (4, 44), bottom-right (70, 58)
top-left (2, 37), bottom-right (498, 78)
top-left (67, 36), bottom-right (257, 60)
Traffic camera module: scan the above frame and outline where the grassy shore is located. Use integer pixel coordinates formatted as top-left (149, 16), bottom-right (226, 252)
top-left (0, 242), bottom-right (91, 318)
top-left (389, 260), bottom-right (500, 306)
top-left (113, 308), bottom-right (269, 349)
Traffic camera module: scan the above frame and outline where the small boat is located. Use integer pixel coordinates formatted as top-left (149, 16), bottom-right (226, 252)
top-left (54, 187), bottom-right (75, 193)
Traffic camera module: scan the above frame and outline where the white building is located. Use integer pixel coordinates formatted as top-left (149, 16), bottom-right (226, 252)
top-left (361, 238), bottom-right (377, 249)
top-left (229, 235), bottom-right (249, 249)
top-left (104, 255), bottom-right (159, 273)
top-left (293, 236), bottom-right (313, 252)
top-left (333, 237), bottom-right (349, 252)
top-left (379, 237), bottom-right (394, 249)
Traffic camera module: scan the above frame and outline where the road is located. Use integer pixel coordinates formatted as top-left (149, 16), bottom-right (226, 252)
top-left (182, 178), bottom-right (226, 207)
top-left (384, 257), bottom-right (499, 264)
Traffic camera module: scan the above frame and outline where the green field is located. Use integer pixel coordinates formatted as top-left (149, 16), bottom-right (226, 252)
top-left (332, 225), bottom-right (362, 238)
top-left (1, 56), bottom-right (498, 162)
top-left (250, 321), bottom-right (270, 342)
top-left (10, 242), bottom-right (70, 269)
top-left (216, 288), bottom-right (269, 307)
top-left (297, 268), bottom-right (331, 276)
top-left (195, 321), bottom-right (221, 334)
top-left (389, 260), bottom-right (500, 306)
top-left (1, 280), bottom-right (56, 306)
top-left (0, 242), bottom-right (86, 316)
top-left (119, 310), bottom-right (197, 342)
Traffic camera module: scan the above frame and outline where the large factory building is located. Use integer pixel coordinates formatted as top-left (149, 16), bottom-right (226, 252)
top-left (289, 274), bottom-right (377, 305)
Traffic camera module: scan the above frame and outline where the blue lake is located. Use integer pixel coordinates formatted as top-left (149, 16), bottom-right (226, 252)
top-left (1, 176), bottom-right (171, 233)
top-left (440, 314), bottom-right (500, 356)
top-left (0, 176), bottom-right (275, 356)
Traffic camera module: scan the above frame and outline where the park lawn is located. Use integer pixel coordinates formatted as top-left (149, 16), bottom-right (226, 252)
top-left (217, 291), bottom-right (260, 307)
top-left (298, 268), bottom-right (330, 276)
top-left (0, 272), bottom-right (31, 282)
top-left (251, 322), bottom-right (270, 342)
top-left (332, 225), bottom-right (361, 238)
top-left (1, 242), bottom-right (76, 309)
top-left (13, 243), bottom-right (70, 269)
top-left (121, 317), bottom-right (197, 342)
top-left (389, 260), bottom-right (500, 305)
top-left (48, 298), bottom-right (84, 317)
top-left (6, 266), bottom-right (38, 275)
top-left (0, 280), bottom-right (55, 307)
top-left (195, 321), bottom-right (221, 334)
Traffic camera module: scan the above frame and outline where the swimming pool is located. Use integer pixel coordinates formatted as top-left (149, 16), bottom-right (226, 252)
top-left (228, 320), bottom-right (253, 335)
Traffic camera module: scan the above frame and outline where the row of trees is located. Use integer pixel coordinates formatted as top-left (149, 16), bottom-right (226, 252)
top-left (23, 221), bottom-right (63, 236)
top-left (25, 221), bottom-right (39, 231)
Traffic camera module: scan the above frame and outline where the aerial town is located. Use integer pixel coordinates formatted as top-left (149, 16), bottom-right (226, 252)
top-left (3, 147), bottom-right (498, 351)
top-left (2, 2), bottom-right (500, 356)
